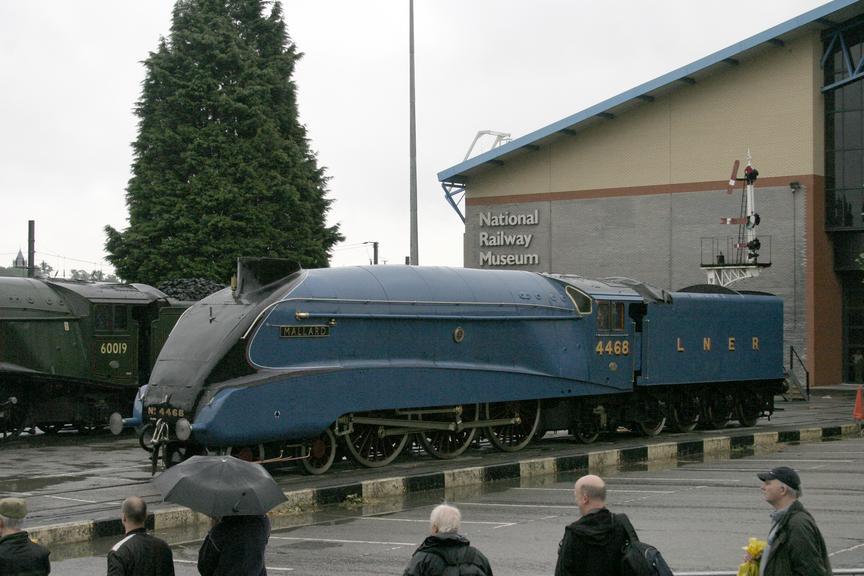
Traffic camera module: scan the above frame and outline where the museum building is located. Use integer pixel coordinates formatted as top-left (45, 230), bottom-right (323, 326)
top-left (438, 0), bottom-right (864, 386)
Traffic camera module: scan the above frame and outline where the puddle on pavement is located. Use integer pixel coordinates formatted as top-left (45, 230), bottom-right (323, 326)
top-left (0, 474), bottom-right (89, 492)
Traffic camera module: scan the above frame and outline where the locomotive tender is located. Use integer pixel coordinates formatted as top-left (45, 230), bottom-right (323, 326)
top-left (140, 259), bottom-right (785, 474)
top-left (0, 277), bottom-right (188, 437)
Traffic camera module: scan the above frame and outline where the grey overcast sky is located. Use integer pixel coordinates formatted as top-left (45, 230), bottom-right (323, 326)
top-left (0, 0), bottom-right (830, 278)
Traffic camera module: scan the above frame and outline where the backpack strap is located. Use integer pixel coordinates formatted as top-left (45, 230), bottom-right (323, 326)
top-left (614, 513), bottom-right (639, 544)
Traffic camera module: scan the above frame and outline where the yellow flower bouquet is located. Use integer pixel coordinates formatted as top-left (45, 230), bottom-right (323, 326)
top-left (737, 538), bottom-right (767, 576)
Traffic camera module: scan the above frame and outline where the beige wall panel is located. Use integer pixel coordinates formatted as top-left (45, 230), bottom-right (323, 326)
top-left (465, 32), bottom-right (822, 198)
top-left (670, 32), bottom-right (821, 182)
top-left (549, 102), bottom-right (672, 191)
top-left (467, 149), bottom-right (550, 199)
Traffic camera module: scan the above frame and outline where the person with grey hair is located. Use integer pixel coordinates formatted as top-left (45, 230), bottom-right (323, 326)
top-left (107, 496), bottom-right (174, 576)
top-left (755, 466), bottom-right (831, 576)
top-left (555, 474), bottom-right (630, 576)
top-left (403, 504), bottom-right (493, 576)
top-left (0, 497), bottom-right (50, 575)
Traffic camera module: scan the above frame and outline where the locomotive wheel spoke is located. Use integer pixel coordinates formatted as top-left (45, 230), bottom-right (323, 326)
top-left (138, 423), bottom-right (156, 453)
top-left (635, 417), bottom-right (666, 437)
top-left (343, 413), bottom-right (408, 468)
top-left (483, 400), bottom-right (541, 452)
top-left (735, 391), bottom-right (761, 428)
top-left (300, 428), bottom-right (337, 475)
top-left (574, 422), bottom-right (600, 444)
top-left (634, 397), bottom-right (665, 437)
top-left (702, 392), bottom-right (733, 430)
top-left (0, 408), bottom-right (26, 442)
top-left (668, 398), bottom-right (700, 433)
top-left (418, 405), bottom-right (478, 459)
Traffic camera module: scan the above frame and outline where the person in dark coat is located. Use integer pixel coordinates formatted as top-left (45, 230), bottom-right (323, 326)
top-left (0, 497), bottom-right (51, 576)
top-left (198, 514), bottom-right (271, 576)
top-left (755, 466), bottom-right (831, 576)
top-left (403, 504), bottom-right (493, 576)
top-left (555, 474), bottom-right (630, 576)
top-left (107, 496), bottom-right (174, 576)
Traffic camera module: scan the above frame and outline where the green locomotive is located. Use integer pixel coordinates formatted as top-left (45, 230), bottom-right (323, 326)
top-left (0, 277), bottom-right (189, 438)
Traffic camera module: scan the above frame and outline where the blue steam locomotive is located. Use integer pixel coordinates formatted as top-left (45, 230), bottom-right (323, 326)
top-left (133, 259), bottom-right (785, 473)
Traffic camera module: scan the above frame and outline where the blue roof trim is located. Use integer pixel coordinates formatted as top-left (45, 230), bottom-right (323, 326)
top-left (437, 0), bottom-right (858, 183)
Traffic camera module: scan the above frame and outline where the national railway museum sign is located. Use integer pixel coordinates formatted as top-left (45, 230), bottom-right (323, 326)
top-left (478, 209), bottom-right (540, 267)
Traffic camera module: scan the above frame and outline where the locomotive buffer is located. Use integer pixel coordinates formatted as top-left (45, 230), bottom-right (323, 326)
top-left (701, 152), bottom-right (772, 287)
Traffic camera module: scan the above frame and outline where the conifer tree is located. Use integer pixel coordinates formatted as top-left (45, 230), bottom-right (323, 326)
top-left (106, 0), bottom-right (342, 283)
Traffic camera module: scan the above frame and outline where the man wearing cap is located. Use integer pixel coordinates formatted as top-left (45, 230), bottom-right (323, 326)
top-left (756, 466), bottom-right (831, 576)
top-left (0, 497), bottom-right (51, 575)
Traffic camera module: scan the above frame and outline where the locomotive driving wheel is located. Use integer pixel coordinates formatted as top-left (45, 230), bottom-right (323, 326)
top-left (634, 416), bottom-right (666, 437)
top-left (702, 391), bottom-right (733, 430)
top-left (0, 397), bottom-right (27, 442)
top-left (300, 428), bottom-right (337, 475)
top-left (634, 398), bottom-right (665, 437)
top-left (667, 396), bottom-right (700, 433)
top-left (735, 391), bottom-right (761, 428)
top-left (483, 400), bottom-right (541, 452)
top-left (342, 413), bottom-right (409, 468)
top-left (138, 423), bottom-right (156, 452)
top-left (417, 404), bottom-right (479, 459)
top-left (572, 420), bottom-right (600, 444)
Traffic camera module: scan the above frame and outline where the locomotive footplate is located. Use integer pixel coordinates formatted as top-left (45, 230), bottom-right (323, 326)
top-left (338, 412), bottom-right (521, 437)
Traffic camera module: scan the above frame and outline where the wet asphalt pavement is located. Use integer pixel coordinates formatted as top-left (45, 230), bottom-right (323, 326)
top-left (48, 434), bottom-right (864, 575)
top-left (1, 386), bottom-right (862, 574)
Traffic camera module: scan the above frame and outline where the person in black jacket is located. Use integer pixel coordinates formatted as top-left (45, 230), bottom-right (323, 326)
top-left (198, 514), bottom-right (271, 576)
top-left (0, 497), bottom-right (50, 576)
top-left (107, 496), bottom-right (174, 576)
top-left (555, 474), bottom-right (630, 576)
top-left (403, 504), bottom-right (493, 576)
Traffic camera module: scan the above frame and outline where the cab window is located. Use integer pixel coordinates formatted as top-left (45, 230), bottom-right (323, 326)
top-left (597, 301), bottom-right (626, 331)
top-left (94, 305), bottom-right (113, 331)
top-left (114, 307), bottom-right (128, 331)
top-left (94, 305), bottom-right (129, 332)
top-left (565, 286), bottom-right (592, 315)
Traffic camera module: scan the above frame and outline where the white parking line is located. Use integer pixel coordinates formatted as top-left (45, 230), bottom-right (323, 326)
top-left (174, 559), bottom-right (294, 572)
top-left (724, 459), bottom-right (853, 463)
top-left (608, 478), bottom-right (741, 483)
top-left (458, 502), bottom-right (580, 509)
top-left (271, 536), bottom-right (417, 546)
top-left (514, 487), bottom-right (675, 494)
top-left (360, 517), bottom-right (512, 526)
top-left (44, 495), bottom-right (97, 503)
top-left (829, 541), bottom-right (864, 557)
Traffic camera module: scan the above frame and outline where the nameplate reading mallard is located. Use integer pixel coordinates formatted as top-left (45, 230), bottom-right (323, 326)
top-left (280, 325), bottom-right (330, 338)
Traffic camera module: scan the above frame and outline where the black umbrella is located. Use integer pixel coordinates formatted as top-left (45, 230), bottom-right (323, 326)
top-left (152, 455), bottom-right (286, 517)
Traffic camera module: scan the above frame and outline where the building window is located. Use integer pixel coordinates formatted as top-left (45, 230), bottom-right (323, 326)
top-left (824, 20), bottom-right (864, 231)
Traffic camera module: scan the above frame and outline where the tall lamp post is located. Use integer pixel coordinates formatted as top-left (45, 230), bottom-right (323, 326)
top-left (409, 0), bottom-right (418, 265)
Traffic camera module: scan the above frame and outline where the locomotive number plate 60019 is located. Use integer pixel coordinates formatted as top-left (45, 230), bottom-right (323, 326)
top-left (280, 325), bottom-right (330, 338)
